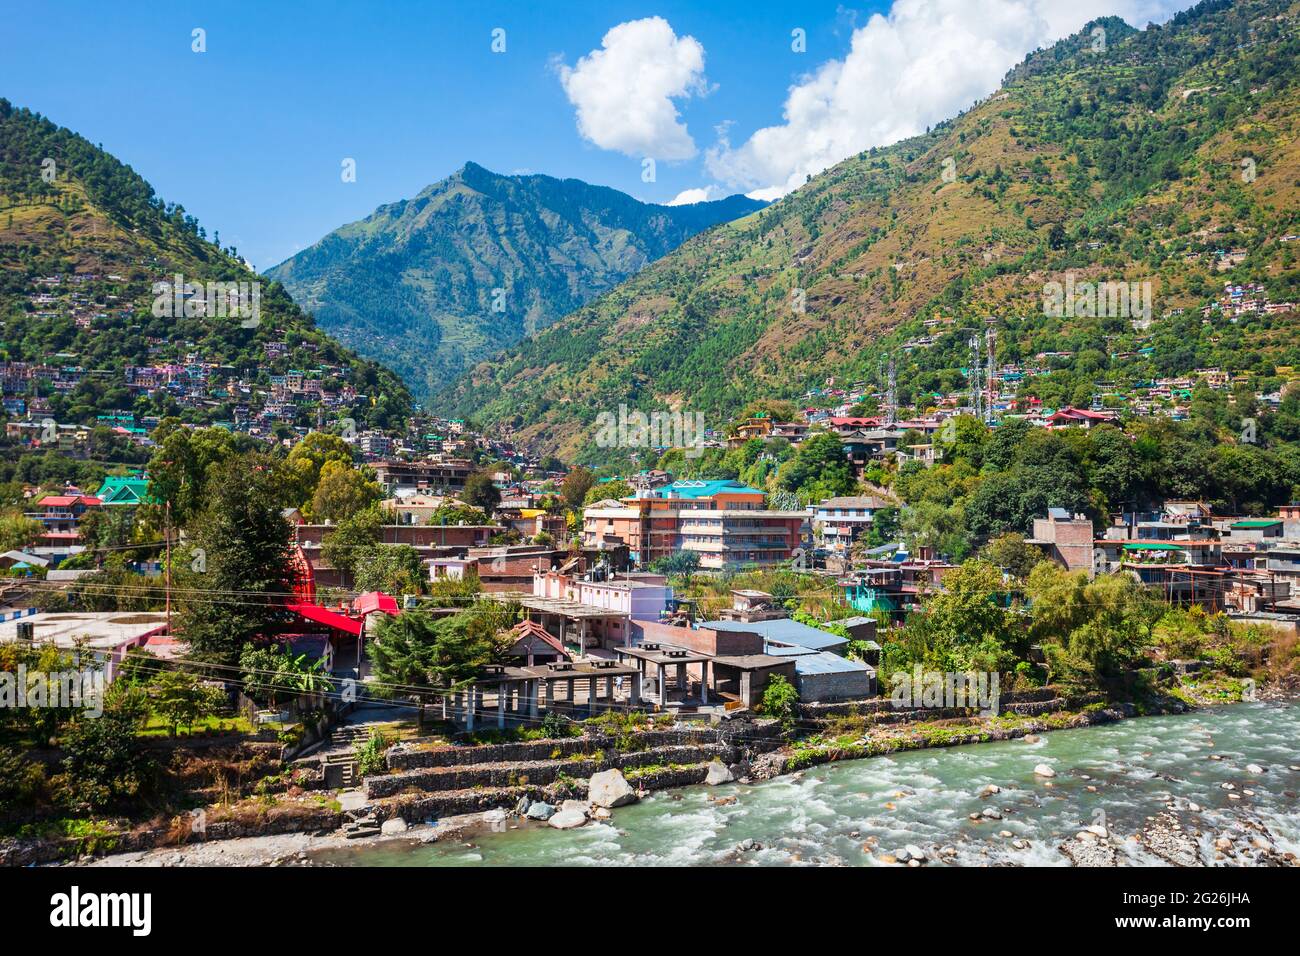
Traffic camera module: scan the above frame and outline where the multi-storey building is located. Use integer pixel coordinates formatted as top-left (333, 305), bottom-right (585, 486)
top-left (582, 480), bottom-right (806, 570)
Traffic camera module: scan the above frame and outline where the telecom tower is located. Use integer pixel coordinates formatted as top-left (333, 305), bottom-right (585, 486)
top-left (968, 333), bottom-right (984, 421)
top-left (984, 326), bottom-right (997, 423)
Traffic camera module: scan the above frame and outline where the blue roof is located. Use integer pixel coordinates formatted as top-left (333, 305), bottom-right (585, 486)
top-left (659, 480), bottom-right (764, 500)
top-left (702, 618), bottom-right (848, 651)
top-left (792, 651), bottom-right (874, 676)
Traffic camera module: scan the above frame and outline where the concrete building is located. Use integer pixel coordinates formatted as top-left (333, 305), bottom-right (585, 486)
top-left (1027, 508), bottom-right (1095, 574)
top-left (582, 479), bottom-right (805, 570)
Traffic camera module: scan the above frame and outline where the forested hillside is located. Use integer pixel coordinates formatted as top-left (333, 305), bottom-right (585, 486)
top-left (438, 0), bottom-right (1300, 462)
top-left (0, 98), bottom-right (412, 431)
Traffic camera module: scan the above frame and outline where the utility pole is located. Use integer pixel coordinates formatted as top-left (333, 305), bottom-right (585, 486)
top-left (883, 354), bottom-right (897, 426)
top-left (164, 498), bottom-right (172, 634)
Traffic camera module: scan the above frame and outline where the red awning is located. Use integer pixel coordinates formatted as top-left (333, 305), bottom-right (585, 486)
top-left (352, 591), bottom-right (399, 616)
top-left (286, 602), bottom-right (363, 637)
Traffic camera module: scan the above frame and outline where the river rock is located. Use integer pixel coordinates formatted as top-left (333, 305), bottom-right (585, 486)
top-left (1023, 734), bottom-right (1041, 744)
top-left (547, 809), bottom-right (589, 830)
top-left (561, 799), bottom-right (590, 815)
top-left (592, 806), bottom-right (613, 820)
top-left (705, 759), bottom-right (736, 786)
top-left (480, 809), bottom-right (507, 828)
top-left (380, 817), bottom-right (409, 835)
top-left (981, 807), bottom-right (1003, 820)
top-left (1034, 764), bottom-right (1056, 778)
top-left (589, 769), bottom-right (638, 808)
top-left (525, 802), bottom-right (556, 821)
top-left (1246, 763), bottom-right (1265, 774)
top-left (979, 784), bottom-right (1002, 798)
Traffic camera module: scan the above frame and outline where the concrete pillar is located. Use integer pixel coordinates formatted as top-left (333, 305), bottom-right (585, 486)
top-left (657, 663), bottom-right (666, 705)
top-left (528, 679), bottom-right (539, 719)
top-left (589, 676), bottom-right (599, 714)
top-left (677, 663), bottom-right (687, 701)
top-left (497, 684), bottom-right (506, 729)
top-left (630, 673), bottom-right (642, 706)
top-left (466, 688), bottom-right (476, 732)
top-left (543, 679), bottom-right (554, 711)
top-left (567, 677), bottom-right (575, 703)
top-left (701, 661), bottom-right (709, 705)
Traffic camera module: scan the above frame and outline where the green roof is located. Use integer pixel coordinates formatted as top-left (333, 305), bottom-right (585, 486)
top-left (1229, 519), bottom-right (1282, 529)
top-left (97, 474), bottom-right (153, 505)
top-left (1122, 542), bottom-right (1185, 551)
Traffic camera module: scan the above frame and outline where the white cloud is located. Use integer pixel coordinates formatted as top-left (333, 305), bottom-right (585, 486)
top-left (667, 186), bottom-right (718, 206)
top-left (707, 0), bottom-right (1193, 197)
top-left (559, 17), bottom-right (708, 161)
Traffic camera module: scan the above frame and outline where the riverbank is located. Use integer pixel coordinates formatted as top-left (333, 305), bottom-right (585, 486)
top-left (63, 681), bottom-right (1295, 868)
top-left (309, 698), bottom-right (1300, 868)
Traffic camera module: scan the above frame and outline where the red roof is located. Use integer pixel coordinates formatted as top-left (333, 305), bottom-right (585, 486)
top-left (286, 602), bottom-right (363, 637)
top-left (352, 591), bottom-right (399, 616)
top-left (38, 495), bottom-right (100, 507)
top-left (827, 416), bottom-right (880, 428)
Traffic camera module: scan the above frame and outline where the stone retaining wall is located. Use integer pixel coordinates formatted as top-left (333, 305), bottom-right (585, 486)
top-left (387, 727), bottom-right (740, 771)
top-left (368, 743), bottom-right (735, 798)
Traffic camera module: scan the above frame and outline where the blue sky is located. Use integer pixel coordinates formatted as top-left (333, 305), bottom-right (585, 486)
top-left (0, 1), bottom-right (1189, 271)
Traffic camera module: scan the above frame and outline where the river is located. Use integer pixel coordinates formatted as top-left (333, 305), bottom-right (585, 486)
top-left (313, 700), bottom-right (1300, 867)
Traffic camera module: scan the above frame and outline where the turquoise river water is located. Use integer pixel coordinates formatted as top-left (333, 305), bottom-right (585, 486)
top-left (314, 700), bottom-right (1300, 867)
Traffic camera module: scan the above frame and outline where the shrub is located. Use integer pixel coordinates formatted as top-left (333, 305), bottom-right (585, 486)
top-left (757, 675), bottom-right (799, 731)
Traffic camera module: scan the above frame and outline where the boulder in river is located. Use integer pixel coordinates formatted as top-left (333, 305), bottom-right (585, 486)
top-left (380, 817), bottom-right (409, 835)
top-left (589, 769), bottom-right (638, 808)
top-left (705, 759), bottom-right (736, 786)
top-left (1034, 764), bottom-right (1056, 778)
top-left (547, 809), bottom-right (589, 830)
top-left (525, 802), bottom-right (556, 821)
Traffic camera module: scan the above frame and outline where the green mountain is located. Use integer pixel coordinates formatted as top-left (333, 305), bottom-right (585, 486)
top-left (265, 162), bottom-right (765, 401)
top-left (437, 0), bottom-right (1300, 462)
top-left (0, 98), bottom-right (411, 432)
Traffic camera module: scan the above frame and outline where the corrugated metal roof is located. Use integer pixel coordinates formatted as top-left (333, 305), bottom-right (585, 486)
top-left (793, 652), bottom-right (874, 676)
top-left (702, 617), bottom-right (848, 650)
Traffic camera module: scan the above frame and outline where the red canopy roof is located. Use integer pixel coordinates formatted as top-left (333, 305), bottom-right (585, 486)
top-left (352, 591), bottom-right (399, 616)
top-left (286, 601), bottom-right (363, 637)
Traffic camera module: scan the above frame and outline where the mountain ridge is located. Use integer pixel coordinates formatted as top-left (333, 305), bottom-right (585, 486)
top-left (266, 163), bottom-right (766, 401)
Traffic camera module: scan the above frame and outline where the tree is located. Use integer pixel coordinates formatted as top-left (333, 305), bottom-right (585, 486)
top-left (146, 426), bottom-right (249, 525)
top-left (757, 674), bottom-right (799, 731)
top-left (778, 432), bottom-right (856, 499)
top-left (321, 504), bottom-right (383, 581)
top-left (562, 466), bottom-right (596, 510)
top-left (428, 502), bottom-right (489, 525)
top-left (585, 479), bottom-right (632, 504)
top-left (649, 550), bottom-right (700, 578)
top-left (173, 454), bottom-right (293, 665)
top-left (982, 532), bottom-right (1044, 579)
top-left (151, 670), bottom-right (221, 735)
top-left (462, 472), bottom-right (501, 513)
top-left (0, 510), bottom-right (42, 552)
top-left (284, 432), bottom-right (355, 508)
top-left (904, 560), bottom-right (1021, 673)
top-left (353, 544), bottom-right (424, 594)
top-left (369, 602), bottom-right (516, 691)
top-left (56, 709), bottom-right (155, 812)
top-left (310, 459), bottom-right (381, 522)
